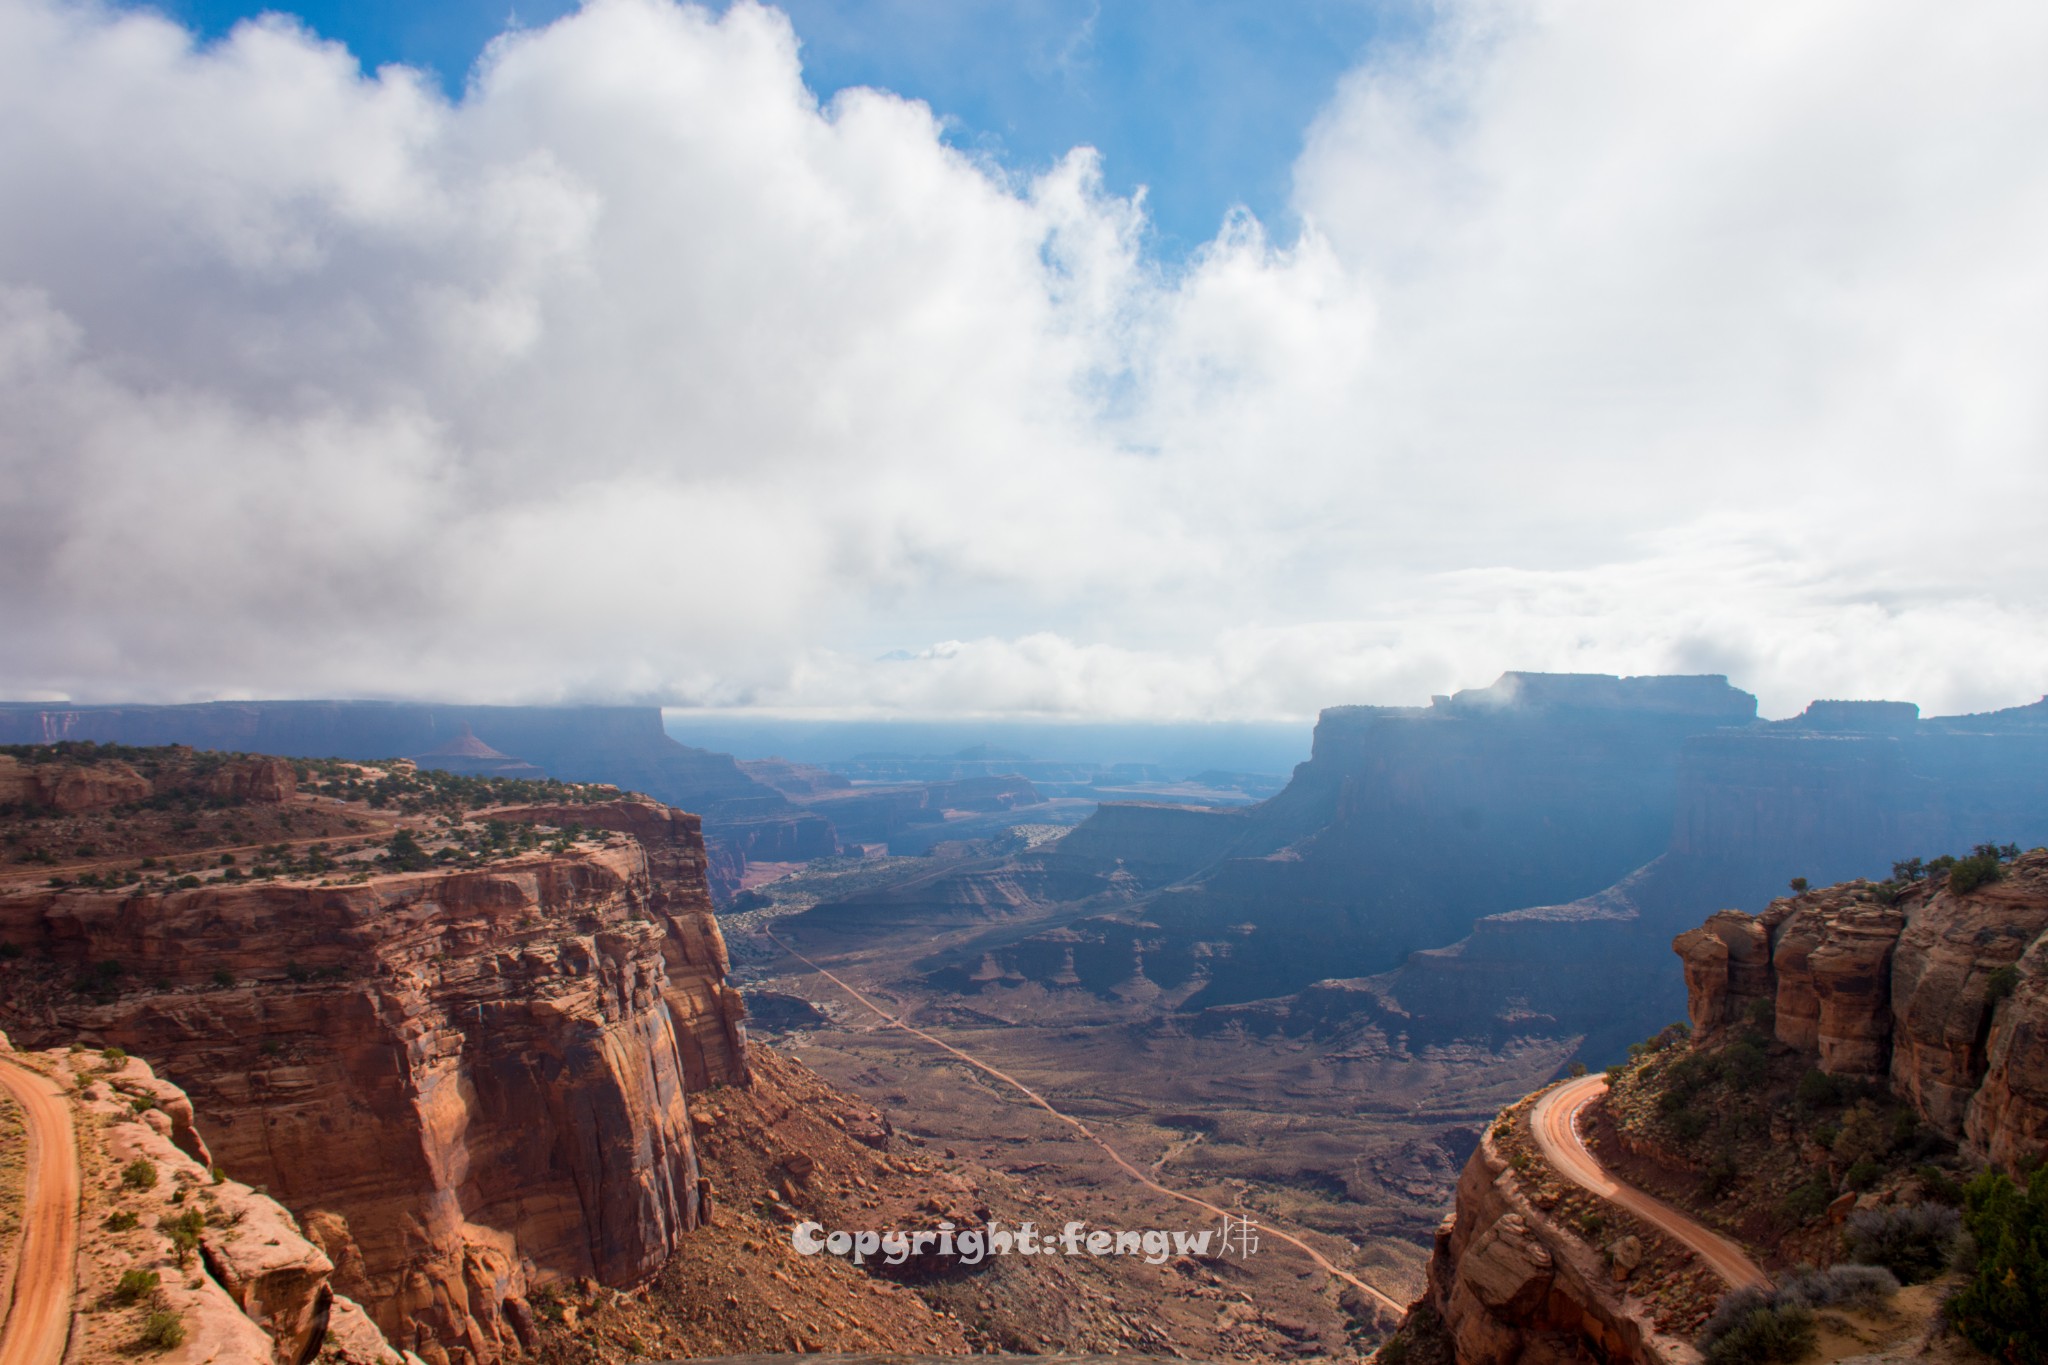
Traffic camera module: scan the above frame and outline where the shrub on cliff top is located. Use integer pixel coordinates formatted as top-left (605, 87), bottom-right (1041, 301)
top-left (120, 1157), bottom-right (157, 1190)
top-left (111, 1269), bottom-right (158, 1304)
top-left (139, 1309), bottom-right (185, 1351)
top-left (1949, 852), bottom-right (2006, 895)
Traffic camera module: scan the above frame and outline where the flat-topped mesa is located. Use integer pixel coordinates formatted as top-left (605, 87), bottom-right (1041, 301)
top-left (0, 701), bottom-right (840, 900)
top-left (494, 798), bottom-right (748, 1087)
top-left (0, 745), bottom-right (296, 813)
top-left (0, 835), bottom-right (708, 1363)
top-left (1673, 849), bottom-right (2048, 1173)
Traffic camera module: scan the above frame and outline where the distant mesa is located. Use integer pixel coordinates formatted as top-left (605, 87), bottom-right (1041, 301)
top-left (951, 743), bottom-right (1030, 761)
top-left (408, 723), bottom-right (548, 779)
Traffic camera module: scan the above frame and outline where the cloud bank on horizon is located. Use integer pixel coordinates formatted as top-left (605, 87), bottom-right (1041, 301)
top-left (1, 0), bottom-right (2044, 720)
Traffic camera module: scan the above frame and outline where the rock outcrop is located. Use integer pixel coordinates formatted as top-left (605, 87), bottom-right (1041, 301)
top-left (0, 748), bottom-right (294, 813)
top-left (4, 1037), bottom-right (413, 1364)
top-left (0, 826), bottom-right (732, 1361)
top-left (494, 800), bottom-right (747, 1087)
top-left (1673, 850), bottom-right (2048, 1172)
top-left (1412, 1104), bottom-right (1696, 1365)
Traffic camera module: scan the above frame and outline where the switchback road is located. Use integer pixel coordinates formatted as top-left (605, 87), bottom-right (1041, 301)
top-left (1531, 1073), bottom-right (1770, 1292)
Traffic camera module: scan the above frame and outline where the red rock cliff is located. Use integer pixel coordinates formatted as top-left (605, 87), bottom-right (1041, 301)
top-left (494, 800), bottom-right (748, 1087)
top-left (1673, 850), bottom-right (2048, 1173)
top-left (0, 833), bottom-right (725, 1363)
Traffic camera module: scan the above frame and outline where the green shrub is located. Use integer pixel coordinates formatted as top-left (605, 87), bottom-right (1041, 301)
top-left (103, 1210), bottom-right (140, 1231)
top-left (1776, 1178), bottom-right (1834, 1228)
top-left (1744, 998), bottom-right (1776, 1029)
top-left (1844, 1204), bottom-right (1962, 1283)
top-left (1915, 1164), bottom-right (1965, 1206)
top-left (1833, 1105), bottom-right (1892, 1165)
top-left (1845, 1159), bottom-right (1885, 1191)
top-left (1720, 1039), bottom-right (1768, 1089)
top-left (1949, 853), bottom-right (2006, 895)
top-left (99, 1045), bottom-right (127, 1067)
top-left (1796, 1070), bottom-right (1845, 1109)
top-left (1948, 1165), bottom-right (2048, 1363)
top-left (1671, 1109), bottom-right (1709, 1142)
top-left (120, 1157), bottom-right (158, 1190)
top-left (139, 1309), bottom-right (185, 1350)
top-left (111, 1268), bottom-right (159, 1304)
top-left (211, 968), bottom-right (234, 987)
top-left (1701, 1154), bottom-right (1742, 1200)
top-left (1788, 877), bottom-right (1809, 894)
top-left (1987, 964), bottom-right (2022, 1004)
top-left (1702, 1304), bottom-right (1815, 1365)
top-left (161, 1207), bottom-right (206, 1262)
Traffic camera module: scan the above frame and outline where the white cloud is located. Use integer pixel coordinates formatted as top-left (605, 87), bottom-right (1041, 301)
top-left (0, 0), bottom-right (2043, 719)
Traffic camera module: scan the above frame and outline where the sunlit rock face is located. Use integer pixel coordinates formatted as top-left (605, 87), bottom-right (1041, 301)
top-left (0, 819), bottom-right (738, 1362)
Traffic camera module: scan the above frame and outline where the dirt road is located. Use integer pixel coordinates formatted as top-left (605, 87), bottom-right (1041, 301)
top-left (1532, 1073), bottom-right (1770, 1292)
top-left (0, 1056), bottom-right (77, 1365)
top-left (767, 930), bottom-right (1407, 1316)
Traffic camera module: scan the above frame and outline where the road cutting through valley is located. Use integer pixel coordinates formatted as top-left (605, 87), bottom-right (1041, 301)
top-left (1532, 1072), bottom-right (1771, 1292)
top-left (0, 1052), bottom-right (78, 1365)
top-left (765, 930), bottom-right (1408, 1316)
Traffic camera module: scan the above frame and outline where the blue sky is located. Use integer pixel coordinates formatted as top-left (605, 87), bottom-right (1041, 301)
top-left (128, 0), bottom-right (1418, 252)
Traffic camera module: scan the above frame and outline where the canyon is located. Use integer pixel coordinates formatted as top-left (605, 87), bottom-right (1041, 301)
top-left (785, 675), bottom-right (2048, 1067)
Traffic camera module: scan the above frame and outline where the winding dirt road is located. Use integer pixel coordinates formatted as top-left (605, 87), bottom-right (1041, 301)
top-left (1532, 1073), bottom-right (1770, 1292)
top-left (0, 1056), bottom-right (77, 1365)
top-left (766, 930), bottom-right (1407, 1315)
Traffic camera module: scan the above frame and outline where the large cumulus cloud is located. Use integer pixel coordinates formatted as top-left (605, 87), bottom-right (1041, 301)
top-left (1, 0), bottom-right (2044, 718)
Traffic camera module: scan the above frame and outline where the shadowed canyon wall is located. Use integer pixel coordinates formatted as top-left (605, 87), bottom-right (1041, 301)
top-left (1362, 695), bottom-right (2048, 1059)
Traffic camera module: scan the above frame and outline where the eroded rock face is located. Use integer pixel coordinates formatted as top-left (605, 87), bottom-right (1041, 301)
top-left (12, 1042), bottom-right (410, 1365)
top-left (0, 831), bottom-right (725, 1362)
top-left (1410, 1112), bottom-right (1693, 1365)
top-left (0, 750), bottom-right (294, 813)
top-left (1673, 851), bottom-right (2048, 1169)
top-left (1967, 940), bottom-right (2048, 1171)
top-left (1890, 870), bottom-right (2048, 1133)
top-left (496, 801), bottom-right (747, 1088)
top-left (1673, 911), bottom-right (1774, 1034)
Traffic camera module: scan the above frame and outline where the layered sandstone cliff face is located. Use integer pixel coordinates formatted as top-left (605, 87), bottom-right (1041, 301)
top-left (0, 823), bottom-right (738, 1363)
top-left (495, 800), bottom-right (747, 1087)
top-left (1673, 851), bottom-right (2048, 1173)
